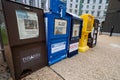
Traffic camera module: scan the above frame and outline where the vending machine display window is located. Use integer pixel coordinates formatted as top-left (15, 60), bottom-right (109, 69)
top-left (54, 19), bottom-right (67, 35)
top-left (72, 19), bottom-right (80, 38)
top-left (87, 15), bottom-right (93, 31)
top-left (16, 10), bottom-right (39, 39)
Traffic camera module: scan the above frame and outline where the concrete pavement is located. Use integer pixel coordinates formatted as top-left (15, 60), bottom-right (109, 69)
top-left (1, 35), bottom-right (120, 80)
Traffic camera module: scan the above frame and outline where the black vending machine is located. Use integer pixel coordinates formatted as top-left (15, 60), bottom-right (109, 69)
top-left (68, 13), bottom-right (83, 57)
top-left (87, 19), bottom-right (99, 48)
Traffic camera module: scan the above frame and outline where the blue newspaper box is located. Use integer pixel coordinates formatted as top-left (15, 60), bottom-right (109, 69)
top-left (44, 0), bottom-right (71, 65)
top-left (49, 0), bottom-right (66, 15)
top-left (67, 13), bottom-right (83, 57)
top-left (45, 12), bottom-right (71, 65)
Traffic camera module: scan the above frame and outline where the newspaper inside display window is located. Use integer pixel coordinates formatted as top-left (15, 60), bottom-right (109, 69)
top-left (54, 19), bottom-right (67, 35)
top-left (72, 19), bottom-right (80, 37)
top-left (16, 10), bottom-right (39, 39)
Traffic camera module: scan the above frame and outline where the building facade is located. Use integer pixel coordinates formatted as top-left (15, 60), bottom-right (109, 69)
top-left (67, 0), bottom-right (109, 23)
top-left (103, 0), bottom-right (120, 33)
top-left (1, 0), bottom-right (109, 23)
top-left (11, 0), bottom-right (42, 8)
top-left (67, 0), bottom-right (81, 15)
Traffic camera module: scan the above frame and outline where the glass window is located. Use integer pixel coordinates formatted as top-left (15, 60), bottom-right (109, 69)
top-left (97, 11), bottom-right (100, 16)
top-left (104, 11), bottom-right (106, 14)
top-left (15, 0), bottom-right (22, 3)
top-left (92, 5), bottom-right (95, 9)
top-left (41, 3), bottom-right (44, 8)
top-left (75, 4), bottom-right (78, 8)
top-left (16, 10), bottom-right (39, 39)
top-left (87, 16), bottom-right (93, 31)
top-left (98, 6), bottom-right (101, 9)
top-left (37, 0), bottom-right (40, 8)
top-left (81, 10), bottom-right (83, 14)
top-left (99, 0), bottom-right (102, 3)
top-left (87, 0), bottom-right (90, 3)
top-left (54, 19), bottom-right (67, 35)
top-left (106, 0), bottom-right (109, 3)
top-left (70, 4), bottom-right (72, 7)
top-left (105, 5), bottom-right (108, 9)
top-left (86, 10), bottom-right (89, 13)
top-left (75, 10), bottom-right (78, 14)
top-left (91, 11), bottom-right (94, 15)
top-left (76, 0), bottom-right (78, 2)
top-left (93, 0), bottom-right (96, 3)
top-left (69, 9), bottom-right (72, 12)
top-left (71, 0), bottom-right (73, 2)
top-left (86, 5), bottom-right (89, 8)
top-left (81, 5), bottom-right (83, 9)
top-left (29, 0), bottom-right (35, 6)
top-left (81, 0), bottom-right (84, 3)
top-left (72, 19), bottom-right (80, 38)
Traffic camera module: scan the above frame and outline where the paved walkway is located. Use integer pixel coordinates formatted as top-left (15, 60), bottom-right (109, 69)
top-left (22, 35), bottom-right (120, 80)
top-left (1, 35), bottom-right (120, 80)
top-left (51, 35), bottom-right (120, 80)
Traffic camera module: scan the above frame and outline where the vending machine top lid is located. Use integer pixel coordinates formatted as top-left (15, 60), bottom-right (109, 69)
top-left (44, 0), bottom-right (66, 16)
top-left (67, 12), bottom-right (82, 20)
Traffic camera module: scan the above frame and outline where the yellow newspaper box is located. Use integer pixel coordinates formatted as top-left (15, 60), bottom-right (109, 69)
top-left (79, 14), bottom-right (94, 52)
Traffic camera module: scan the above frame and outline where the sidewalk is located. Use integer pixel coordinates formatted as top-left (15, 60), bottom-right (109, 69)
top-left (22, 35), bottom-right (120, 80)
top-left (1, 35), bottom-right (120, 80)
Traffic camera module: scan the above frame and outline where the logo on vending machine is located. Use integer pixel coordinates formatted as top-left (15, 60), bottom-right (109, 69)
top-left (22, 53), bottom-right (40, 63)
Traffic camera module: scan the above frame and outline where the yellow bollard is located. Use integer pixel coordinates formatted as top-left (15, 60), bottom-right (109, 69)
top-left (79, 14), bottom-right (94, 52)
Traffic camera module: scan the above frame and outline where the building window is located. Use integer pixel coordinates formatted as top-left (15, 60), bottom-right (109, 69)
top-left (75, 4), bottom-right (78, 8)
top-left (29, 0), bottom-right (35, 6)
top-left (86, 10), bottom-right (89, 13)
top-left (15, 0), bottom-right (22, 3)
top-left (86, 5), bottom-right (89, 8)
top-left (87, 0), bottom-right (90, 3)
top-left (92, 5), bottom-right (95, 9)
top-left (69, 9), bottom-right (72, 12)
top-left (99, 0), bottom-right (102, 3)
top-left (91, 11), bottom-right (94, 15)
top-left (37, 0), bottom-right (40, 8)
top-left (104, 11), bottom-right (106, 14)
top-left (106, 0), bottom-right (109, 3)
top-left (76, 0), bottom-right (78, 2)
top-left (97, 11), bottom-right (100, 16)
top-left (41, 3), bottom-right (44, 8)
top-left (81, 0), bottom-right (84, 3)
top-left (75, 10), bottom-right (78, 14)
top-left (81, 5), bottom-right (83, 8)
top-left (98, 6), bottom-right (101, 9)
top-left (70, 4), bottom-right (72, 7)
top-left (81, 10), bottom-right (83, 14)
top-left (104, 11), bottom-right (106, 16)
top-left (71, 0), bottom-right (73, 2)
top-left (105, 5), bottom-right (108, 9)
top-left (93, 0), bottom-right (96, 3)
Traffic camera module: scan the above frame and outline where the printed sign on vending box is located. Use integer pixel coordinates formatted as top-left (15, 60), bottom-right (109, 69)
top-left (69, 42), bottom-right (79, 52)
top-left (51, 41), bottom-right (66, 53)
